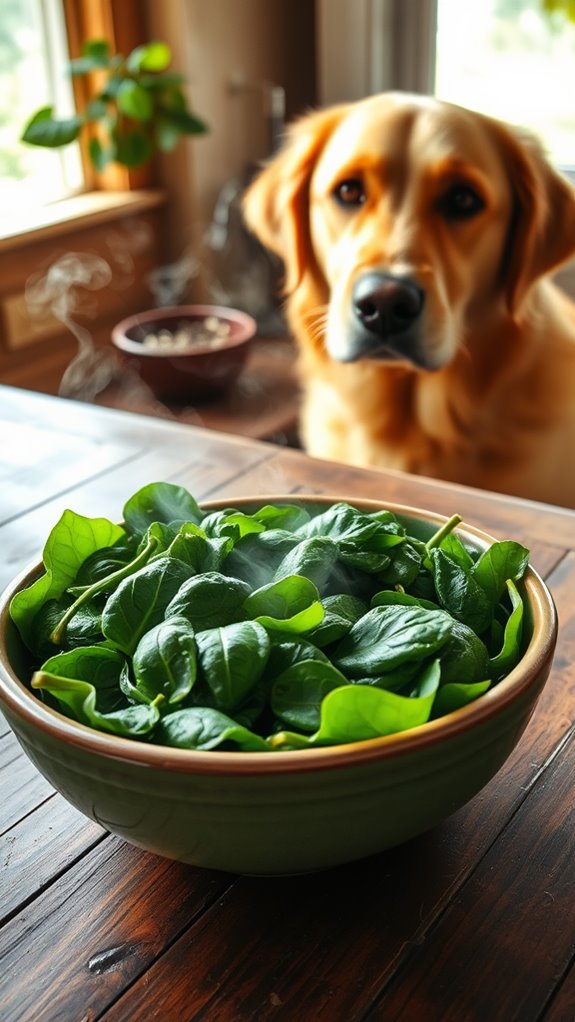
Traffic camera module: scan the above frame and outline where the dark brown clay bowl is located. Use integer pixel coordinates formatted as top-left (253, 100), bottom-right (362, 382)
top-left (111, 305), bottom-right (257, 401)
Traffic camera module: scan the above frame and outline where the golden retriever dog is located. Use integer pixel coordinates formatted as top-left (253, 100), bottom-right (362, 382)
top-left (243, 92), bottom-right (575, 508)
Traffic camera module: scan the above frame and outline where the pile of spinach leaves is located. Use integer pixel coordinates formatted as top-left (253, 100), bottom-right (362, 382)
top-left (10, 483), bottom-right (530, 752)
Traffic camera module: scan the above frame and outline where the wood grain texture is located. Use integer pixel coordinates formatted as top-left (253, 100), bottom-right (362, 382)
top-left (0, 730), bottom-right (54, 834)
top-left (366, 731), bottom-right (575, 1022)
top-left (0, 837), bottom-right (232, 1022)
top-left (2, 794), bottom-right (105, 924)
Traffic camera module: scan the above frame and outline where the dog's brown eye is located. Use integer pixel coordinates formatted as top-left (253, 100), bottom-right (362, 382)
top-left (333, 179), bottom-right (366, 208)
top-left (438, 184), bottom-right (485, 221)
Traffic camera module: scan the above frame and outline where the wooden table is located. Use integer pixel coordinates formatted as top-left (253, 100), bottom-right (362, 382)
top-left (1, 384), bottom-right (575, 1022)
top-left (96, 337), bottom-right (301, 446)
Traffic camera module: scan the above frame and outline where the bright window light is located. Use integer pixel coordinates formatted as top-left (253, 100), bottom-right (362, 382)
top-left (435, 0), bottom-right (575, 168)
top-left (0, 0), bottom-right (84, 217)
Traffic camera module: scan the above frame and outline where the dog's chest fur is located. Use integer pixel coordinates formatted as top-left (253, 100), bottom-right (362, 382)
top-left (297, 293), bottom-right (575, 506)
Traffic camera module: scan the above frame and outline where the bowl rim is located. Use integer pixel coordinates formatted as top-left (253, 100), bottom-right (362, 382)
top-left (0, 496), bottom-right (557, 777)
top-left (111, 304), bottom-right (257, 358)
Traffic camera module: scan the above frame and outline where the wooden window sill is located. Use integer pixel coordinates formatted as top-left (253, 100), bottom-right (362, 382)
top-left (0, 189), bottom-right (167, 253)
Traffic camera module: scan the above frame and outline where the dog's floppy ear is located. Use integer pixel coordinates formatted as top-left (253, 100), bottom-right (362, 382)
top-left (242, 104), bottom-right (347, 293)
top-left (494, 121), bottom-right (575, 313)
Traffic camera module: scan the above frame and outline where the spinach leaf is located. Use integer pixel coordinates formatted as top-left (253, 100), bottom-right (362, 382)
top-left (355, 659), bottom-right (422, 693)
top-left (102, 556), bottom-right (193, 654)
top-left (69, 540), bottom-right (137, 590)
top-left (333, 605), bottom-right (452, 676)
top-left (195, 620), bottom-right (270, 712)
top-left (307, 593), bottom-right (367, 647)
top-left (376, 541), bottom-right (422, 587)
top-left (165, 572), bottom-right (251, 631)
top-left (265, 639), bottom-right (330, 677)
top-left (436, 532), bottom-right (475, 571)
top-left (271, 659), bottom-right (348, 732)
top-left (10, 510), bottom-right (125, 649)
top-left (157, 706), bottom-right (270, 751)
top-left (222, 528), bottom-right (300, 588)
top-left (165, 523), bottom-right (233, 573)
top-left (244, 575), bottom-right (324, 634)
top-left (132, 615), bottom-right (197, 705)
top-left (429, 548), bottom-right (493, 634)
top-left (32, 646), bottom-right (161, 736)
top-left (249, 503), bottom-right (311, 532)
top-left (273, 536), bottom-right (339, 589)
top-left (371, 590), bottom-right (440, 611)
top-left (123, 481), bottom-right (203, 537)
top-left (200, 508), bottom-right (246, 540)
top-left (432, 679), bottom-right (491, 718)
top-left (30, 598), bottom-right (104, 658)
top-left (489, 580), bottom-right (524, 679)
top-left (271, 659), bottom-right (441, 748)
top-left (34, 646), bottom-right (127, 708)
top-left (298, 502), bottom-right (405, 572)
top-left (472, 541), bottom-right (530, 606)
top-left (436, 619), bottom-right (490, 685)
top-left (208, 510), bottom-right (266, 539)
top-left (299, 502), bottom-right (402, 544)
top-left (51, 528), bottom-right (161, 644)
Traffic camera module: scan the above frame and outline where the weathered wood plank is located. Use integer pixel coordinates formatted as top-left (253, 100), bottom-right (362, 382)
top-left (1, 794), bottom-right (105, 923)
top-left (542, 959), bottom-right (575, 1021)
top-left (0, 730), bottom-right (54, 834)
top-left (0, 837), bottom-right (233, 1022)
top-left (366, 730), bottom-right (575, 1022)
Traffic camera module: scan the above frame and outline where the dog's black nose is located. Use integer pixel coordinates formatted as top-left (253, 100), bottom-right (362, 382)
top-left (352, 273), bottom-right (425, 337)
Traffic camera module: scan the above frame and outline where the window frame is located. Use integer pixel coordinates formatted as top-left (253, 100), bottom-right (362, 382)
top-left (62, 0), bottom-right (156, 193)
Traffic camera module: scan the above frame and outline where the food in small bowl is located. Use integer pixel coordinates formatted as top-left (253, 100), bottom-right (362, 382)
top-left (111, 304), bottom-right (257, 400)
top-left (0, 485), bottom-right (557, 875)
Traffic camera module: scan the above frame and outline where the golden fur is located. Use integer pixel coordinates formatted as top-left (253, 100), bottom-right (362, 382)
top-left (243, 92), bottom-right (575, 508)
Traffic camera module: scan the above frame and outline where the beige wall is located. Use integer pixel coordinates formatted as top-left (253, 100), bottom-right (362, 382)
top-left (146, 0), bottom-right (316, 272)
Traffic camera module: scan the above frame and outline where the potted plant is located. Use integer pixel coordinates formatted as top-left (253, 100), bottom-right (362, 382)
top-left (21, 37), bottom-right (208, 170)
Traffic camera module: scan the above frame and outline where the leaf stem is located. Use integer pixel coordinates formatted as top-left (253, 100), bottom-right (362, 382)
top-left (425, 514), bottom-right (463, 554)
top-left (50, 534), bottom-right (159, 646)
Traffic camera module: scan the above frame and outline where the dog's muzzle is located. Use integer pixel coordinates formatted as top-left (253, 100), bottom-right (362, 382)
top-left (345, 272), bottom-right (427, 366)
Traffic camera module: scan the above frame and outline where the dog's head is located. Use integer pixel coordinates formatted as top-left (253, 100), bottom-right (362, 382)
top-left (243, 92), bottom-right (575, 371)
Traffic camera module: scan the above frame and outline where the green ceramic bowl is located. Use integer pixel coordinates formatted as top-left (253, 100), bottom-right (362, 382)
top-left (0, 498), bottom-right (557, 875)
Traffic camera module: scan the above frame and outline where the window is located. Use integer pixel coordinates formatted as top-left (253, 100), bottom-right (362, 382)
top-left (317, 0), bottom-right (575, 168)
top-left (435, 0), bottom-right (575, 168)
top-left (0, 0), bottom-right (84, 215)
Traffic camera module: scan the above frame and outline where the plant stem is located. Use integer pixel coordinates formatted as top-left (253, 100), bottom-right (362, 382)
top-left (425, 514), bottom-right (463, 554)
top-left (50, 534), bottom-right (159, 645)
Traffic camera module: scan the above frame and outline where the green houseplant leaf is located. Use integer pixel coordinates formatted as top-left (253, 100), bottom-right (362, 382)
top-left (127, 41), bottom-right (172, 73)
top-left (21, 37), bottom-right (208, 170)
top-left (21, 107), bottom-right (83, 147)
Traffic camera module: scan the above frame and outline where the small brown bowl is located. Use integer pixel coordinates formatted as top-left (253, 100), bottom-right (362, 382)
top-left (111, 304), bottom-right (257, 401)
